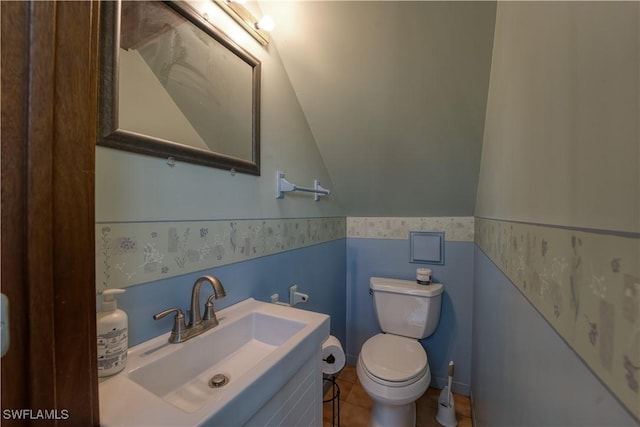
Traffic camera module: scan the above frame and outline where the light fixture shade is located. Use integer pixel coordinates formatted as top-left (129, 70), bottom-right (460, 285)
top-left (256, 15), bottom-right (275, 32)
top-left (214, 0), bottom-right (270, 45)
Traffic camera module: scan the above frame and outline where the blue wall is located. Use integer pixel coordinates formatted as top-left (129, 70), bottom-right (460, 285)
top-left (346, 238), bottom-right (474, 395)
top-left (113, 240), bottom-right (347, 349)
top-left (472, 247), bottom-right (639, 427)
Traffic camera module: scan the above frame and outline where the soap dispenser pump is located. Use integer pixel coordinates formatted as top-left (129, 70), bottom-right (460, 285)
top-left (97, 289), bottom-right (128, 377)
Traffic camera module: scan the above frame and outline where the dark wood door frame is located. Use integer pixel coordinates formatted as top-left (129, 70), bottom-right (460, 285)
top-left (1, 1), bottom-right (100, 425)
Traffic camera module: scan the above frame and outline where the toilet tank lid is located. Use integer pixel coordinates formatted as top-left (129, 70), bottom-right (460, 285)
top-left (370, 276), bottom-right (443, 297)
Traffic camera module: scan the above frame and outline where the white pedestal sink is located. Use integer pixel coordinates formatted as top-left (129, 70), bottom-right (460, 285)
top-left (99, 298), bottom-right (330, 426)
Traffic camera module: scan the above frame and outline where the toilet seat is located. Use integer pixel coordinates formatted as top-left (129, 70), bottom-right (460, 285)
top-left (360, 334), bottom-right (427, 386)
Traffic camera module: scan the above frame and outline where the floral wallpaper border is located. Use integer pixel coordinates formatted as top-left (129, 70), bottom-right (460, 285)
top-left (475, 217), bottom-right (640, 419)
top-left (347, 217), bottom-right (474, 242)
top-left (96, 217), bottom-right (346, 290)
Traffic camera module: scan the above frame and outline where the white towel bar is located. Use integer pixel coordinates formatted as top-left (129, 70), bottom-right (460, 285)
top-left (275, 170), bottom-right (331, 201)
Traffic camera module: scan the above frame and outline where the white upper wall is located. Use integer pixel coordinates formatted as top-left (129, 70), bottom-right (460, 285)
top-left (98, 1), bottom-right (498, 222)
top-left (96, 0), bottom-right (343, 222)
top-left (262, 1), bottom-right (496, 217)
top-left (475, 1), bottom-right (640, 233)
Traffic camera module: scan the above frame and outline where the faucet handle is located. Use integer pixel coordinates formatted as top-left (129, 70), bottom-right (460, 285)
top-left (202, 295), bottom-right (219, 327)
top-left (153, 308), bottom-right (187, 343)
top-left (153, 307), bottom-right (184, 320)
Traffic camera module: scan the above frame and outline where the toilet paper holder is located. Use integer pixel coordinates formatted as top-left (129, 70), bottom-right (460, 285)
top-left (323, 353), bottom-right (336, 364)
top-left (289, 285), bottom-right (308, 306)
top-left (322, 335), bottom-right (344, 427)
top-left (269, 284), bottom-right (309, 307)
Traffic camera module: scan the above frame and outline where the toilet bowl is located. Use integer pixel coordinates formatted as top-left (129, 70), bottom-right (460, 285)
top-left (356, 277), bottom-right (443, 427)
top-left (357, 334), bottom-right (431, 426)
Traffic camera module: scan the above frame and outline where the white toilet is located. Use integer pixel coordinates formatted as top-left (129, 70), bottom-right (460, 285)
top-left (356, 276), bottom-right (443, 427)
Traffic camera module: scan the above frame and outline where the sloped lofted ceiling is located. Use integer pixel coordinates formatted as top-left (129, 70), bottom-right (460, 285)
top-left (260, 1), bottom-right (496, 217)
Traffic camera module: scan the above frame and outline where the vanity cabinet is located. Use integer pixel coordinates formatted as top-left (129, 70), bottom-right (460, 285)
top-left (242, 356), bottom-right (323, 427)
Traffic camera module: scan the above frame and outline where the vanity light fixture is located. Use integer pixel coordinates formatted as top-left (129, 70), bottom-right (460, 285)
top-left (255, 15), bottom-right (275, 32)
top-left (214, 0), bottom-right (272, 45)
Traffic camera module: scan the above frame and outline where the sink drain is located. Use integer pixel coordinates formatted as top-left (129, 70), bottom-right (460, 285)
top-left (208, 373), bottom-right (229, 388)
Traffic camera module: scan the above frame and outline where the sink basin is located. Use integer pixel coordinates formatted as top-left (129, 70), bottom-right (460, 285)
top-left (129, 310), bottom-right (306, 413)
top-left (99, 298), bottom-right (329, 426)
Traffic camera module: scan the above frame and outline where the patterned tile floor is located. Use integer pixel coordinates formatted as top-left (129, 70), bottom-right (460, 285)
top-left (323, 365), bottom-right (473, 427)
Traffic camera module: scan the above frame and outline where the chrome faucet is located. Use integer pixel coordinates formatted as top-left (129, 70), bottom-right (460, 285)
top-left (153, 275), bottom-right (227, 343)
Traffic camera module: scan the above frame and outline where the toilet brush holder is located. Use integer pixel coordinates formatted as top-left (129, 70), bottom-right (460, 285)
top-left (436, 361), bottom-right (457, 427)
top-left (435, 386), bottom-right (457, 427)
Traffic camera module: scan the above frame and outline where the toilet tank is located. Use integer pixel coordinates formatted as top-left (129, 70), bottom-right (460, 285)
top-left (370, 276), bottom-right (443, 339)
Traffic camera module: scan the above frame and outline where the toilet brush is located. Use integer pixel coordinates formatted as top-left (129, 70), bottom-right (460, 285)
top-left (446, 361), bottom-right (453, 407)
top-left (435, 361), bottom-right (457, 427)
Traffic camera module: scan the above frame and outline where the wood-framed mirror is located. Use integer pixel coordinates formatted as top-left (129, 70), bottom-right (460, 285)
top-left (99, 0), bottom-right (261, 175)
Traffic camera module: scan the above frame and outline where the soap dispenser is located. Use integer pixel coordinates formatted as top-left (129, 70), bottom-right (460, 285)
top-left (97, 289), bottom-right (128, 377)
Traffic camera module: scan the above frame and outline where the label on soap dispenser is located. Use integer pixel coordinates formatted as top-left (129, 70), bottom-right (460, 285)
top-left (97, 327), bottom-right (128, 372)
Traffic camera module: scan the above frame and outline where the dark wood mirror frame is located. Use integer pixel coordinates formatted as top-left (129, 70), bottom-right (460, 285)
top-left (99, 0), bottom-right (261, 175)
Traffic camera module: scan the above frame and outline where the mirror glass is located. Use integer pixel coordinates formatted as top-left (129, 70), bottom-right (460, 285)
top-left (99, 1), bottom-right (261, 175)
